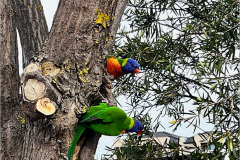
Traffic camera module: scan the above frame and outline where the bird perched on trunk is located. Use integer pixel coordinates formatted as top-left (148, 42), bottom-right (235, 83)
top-left (68, 103), bottom-right (143, 160)
top-left (107, 56), bottom-right (140, 79)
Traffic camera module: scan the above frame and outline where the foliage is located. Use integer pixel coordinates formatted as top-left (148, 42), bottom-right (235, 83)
top-left (106, 0), bottom-right (240, 159)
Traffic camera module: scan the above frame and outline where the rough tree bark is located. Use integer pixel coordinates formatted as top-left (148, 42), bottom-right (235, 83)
top-left (13, 0), bottom-right (49, 67)
top-left (0, 0), bottom-right (25, 159)
top-left (1, 0), bottom-right (128, 160)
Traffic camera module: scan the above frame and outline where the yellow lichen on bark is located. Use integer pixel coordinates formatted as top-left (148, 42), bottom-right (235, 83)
top-left (83, 68), bottom-right (89, 74)
top-left (17, 116), bottom-right (26, 124)
top-left (38, 5), bottom-right (43, 10)
top-left (95, 11), bottom-right (109, 28)
top-left (78, 71), bottom-right (88, 82)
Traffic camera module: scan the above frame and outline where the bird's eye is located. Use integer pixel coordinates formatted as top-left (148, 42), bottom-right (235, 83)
top-left (138, 126), bottom-right (142, 129)
top-left (131, 63), bottom-right (134, 67)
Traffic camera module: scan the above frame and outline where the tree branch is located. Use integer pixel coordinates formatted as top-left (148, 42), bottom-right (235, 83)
top-left (172, 70), bottom-right (210, 89)
top-left (13, 0), bottom-right (49, 67)
top-left (110, 0), bottom-right (129, 41)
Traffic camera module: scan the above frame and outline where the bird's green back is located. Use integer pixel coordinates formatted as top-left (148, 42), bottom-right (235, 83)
top-left (82, 103), bottom-right (110, 119)
top-left (82, 106), bottom-right (132, 135)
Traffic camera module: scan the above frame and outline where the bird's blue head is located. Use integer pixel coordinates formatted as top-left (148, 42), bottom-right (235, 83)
top-left (126, 118), bottom-right (143, 135)
top-left (121, 58), bottom-right (140, 74)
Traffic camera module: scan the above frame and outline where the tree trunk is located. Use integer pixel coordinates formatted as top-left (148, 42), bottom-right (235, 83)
top-left (12, 0), bottom-right (49, 67)
top-left (0, 0), bottom-right (24, 159)
top-left (1, 0), bottom-right (128, 159)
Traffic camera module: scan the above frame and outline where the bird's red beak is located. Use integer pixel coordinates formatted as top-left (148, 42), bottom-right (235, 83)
top-left (121, 130), bottom-right (126, 134)
top-left (137, 130), bottom-right (142, 135)
top-left (133, 68), bottom-right (139, 74)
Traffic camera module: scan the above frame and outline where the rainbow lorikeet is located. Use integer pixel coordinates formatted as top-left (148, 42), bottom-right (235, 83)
top-left (68, 103), bottom-right (143, 160)
top-left (107, 56), bottom-right (140, 79)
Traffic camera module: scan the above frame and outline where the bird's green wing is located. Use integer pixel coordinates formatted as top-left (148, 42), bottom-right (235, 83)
top-left (68, 124), bottom-right (86, 160)
top-left (83, 103), bottom-right (110, 119)
top-left (89, 107), bottom-right (129, 135)
top-left (80, 106), bottom-right (126, 123)
top-left (97, 107), bottom-right (127, 122)
top-left (113, 57), bottom-right (128, 67)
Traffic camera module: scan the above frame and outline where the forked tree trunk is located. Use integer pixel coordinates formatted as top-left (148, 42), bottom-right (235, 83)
top-left (1, 0), bottom-right (128, 159)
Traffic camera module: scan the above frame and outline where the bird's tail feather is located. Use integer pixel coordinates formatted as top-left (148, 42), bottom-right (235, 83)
top-left (68, 124), bottom-right (86, 160)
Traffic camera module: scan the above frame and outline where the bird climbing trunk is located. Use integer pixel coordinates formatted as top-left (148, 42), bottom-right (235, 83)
top-left (1, 0), bottom-right (128, 159)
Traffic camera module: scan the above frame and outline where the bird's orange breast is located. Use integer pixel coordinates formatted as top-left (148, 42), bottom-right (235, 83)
top-left (107, 57), bottom-right (124, 79)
